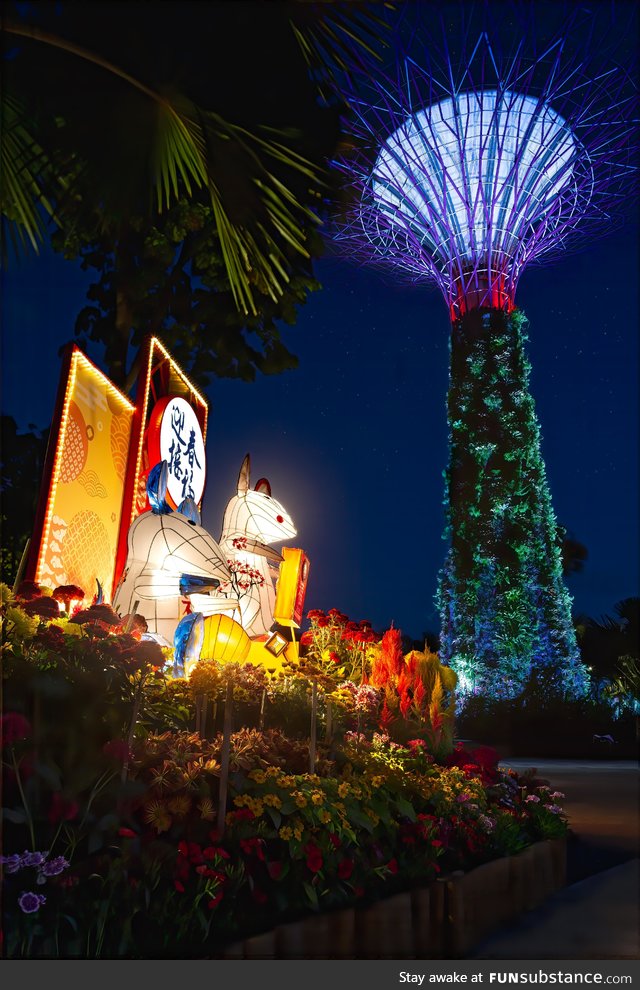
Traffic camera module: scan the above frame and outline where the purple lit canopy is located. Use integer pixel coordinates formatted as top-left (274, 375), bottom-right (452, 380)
top-left (333, 5), bottom-right (639, 317)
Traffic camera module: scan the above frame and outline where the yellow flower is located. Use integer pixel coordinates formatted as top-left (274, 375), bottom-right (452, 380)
top-left (0, 583), bottom-right (15, 606)
top-left (279, 825), bottom-right (293, 841)
top-left (318, 810), bottom-right (332, 824)
top-left (311, 791), bottom-right (324, 806)
top-left (234, 795), bottom-right (248, 808)
top-left (63, 621), bottom-right (83, 637)
top-left (144, 801), bottom-right (172, 833)
top-left (338, 782), bottom-right (350, 798)
top-left (168, 794), bottom-right (191, 817)
top-left (264, 794), bottom-right (282, 809)
top-left (249, 770), bottom-right (266, 784)
top-left (5, 606), bottom-right (38, 641)
top-left (293, 791), bottom-right (308, 808)
top-left (198, 798), bottom-right (216, 821)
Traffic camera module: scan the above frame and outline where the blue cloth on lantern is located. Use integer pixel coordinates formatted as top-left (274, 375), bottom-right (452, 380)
top-left (173, 612), bottom-right (204, 677)
top-left (147, 461), bottom-right (171, 514)
top-left (178, 497), bottom-right (202, 526)
top-left (179, 574), bottom-right (221, 596)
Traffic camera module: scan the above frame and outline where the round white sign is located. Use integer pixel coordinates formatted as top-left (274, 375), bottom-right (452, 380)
top-left (158, 397), bottom-right (206, 507)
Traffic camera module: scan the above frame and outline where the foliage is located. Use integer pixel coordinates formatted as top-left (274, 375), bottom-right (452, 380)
top-left (437, 309), bottom-right (590, 702)
top-left (2, 592), bottom-right (571, 958)
top-left (0, 417), bottom-right (49, 587)
top-left (1, 3), bottom-right (395, 389)
top-left (455, 688), bottom-right (637, 758)
top-left (576, 597), bottom-right (639, 703)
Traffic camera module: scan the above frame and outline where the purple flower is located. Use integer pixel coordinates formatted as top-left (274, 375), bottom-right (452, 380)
top-left (545, 804), bottom-right (563, 815)
top-left (1, 854), bottom-right (23, 874)
top-left (525, 794), bottom-right (540, 803)
top-left (39, 856), bottom-right (70, 877)
top-left (20, 850), bottom-right (49, 868)
top-left (18, 891), bottom-right (46, 914)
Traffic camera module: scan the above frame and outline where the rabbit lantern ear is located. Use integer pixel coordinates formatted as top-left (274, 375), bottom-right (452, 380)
top-left (254, 477), bottom-right (271, 496)
top-left (237, 454), bottom-right (251, 494)
top-left (178, 497), bottom-right (202, 526)
top-left (147, 461), bottom-right (171, 514)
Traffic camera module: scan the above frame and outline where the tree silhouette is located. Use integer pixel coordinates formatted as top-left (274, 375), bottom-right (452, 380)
top-left (2, 2), bottom-right (391, 388)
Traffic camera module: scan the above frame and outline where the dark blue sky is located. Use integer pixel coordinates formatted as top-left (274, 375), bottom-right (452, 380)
top-left (1, 218), bottom-right (638, 640)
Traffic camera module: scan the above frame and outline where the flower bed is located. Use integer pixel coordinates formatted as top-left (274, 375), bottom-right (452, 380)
top-left (215, 836), bottom-right (567, 959)
top-left (1, 586), bottom-right (571, 958)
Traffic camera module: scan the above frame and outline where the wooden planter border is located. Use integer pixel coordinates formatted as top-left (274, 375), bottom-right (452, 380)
top-left (216, 837), bottom-right (567, 960)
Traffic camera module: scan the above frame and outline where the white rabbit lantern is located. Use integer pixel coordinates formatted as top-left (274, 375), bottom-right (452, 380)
top-left (112, 461), bottom-right (238, 643)
top-left (218, 454), bottom-right (297, 639)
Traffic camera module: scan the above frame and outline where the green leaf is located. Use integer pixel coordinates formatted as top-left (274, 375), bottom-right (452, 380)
top-left (266, 806), bottom-right (282, 829)
top-left (2, 807), bottom-right (27, 824)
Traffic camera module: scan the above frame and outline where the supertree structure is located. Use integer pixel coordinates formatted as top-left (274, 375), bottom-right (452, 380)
top-left (332, 2), bottom-right (639, 701)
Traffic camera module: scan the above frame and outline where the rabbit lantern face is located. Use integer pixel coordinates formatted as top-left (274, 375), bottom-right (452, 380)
top-left (219, 454), bottom-right (297, 638)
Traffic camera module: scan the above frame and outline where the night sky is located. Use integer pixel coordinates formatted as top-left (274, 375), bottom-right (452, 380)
top-left (1, 2), bottom-right (638, 642)
top-left (2, 222), bottom-right (638, 641)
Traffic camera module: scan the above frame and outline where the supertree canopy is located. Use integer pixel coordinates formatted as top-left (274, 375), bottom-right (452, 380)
top-left (332, 2), bottom-right (639, 701)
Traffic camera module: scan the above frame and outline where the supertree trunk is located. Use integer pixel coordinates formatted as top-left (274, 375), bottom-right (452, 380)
top-left (436, 308), bottom-right (589, 701)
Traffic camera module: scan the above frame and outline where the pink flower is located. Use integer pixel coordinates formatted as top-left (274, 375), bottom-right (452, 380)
top-left (47, 792), bottom-right (79, 824)
top-left (1, 712), bottom-right (31, 746)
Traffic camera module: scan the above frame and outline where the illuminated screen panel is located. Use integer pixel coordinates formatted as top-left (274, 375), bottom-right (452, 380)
top-left (33, 348), bottom-right (135, 602)
top-left (113, 336), bottom-right (209, 586)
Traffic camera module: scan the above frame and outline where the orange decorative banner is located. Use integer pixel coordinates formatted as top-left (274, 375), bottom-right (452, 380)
top-left (31, 347), bottom-right (135, 603)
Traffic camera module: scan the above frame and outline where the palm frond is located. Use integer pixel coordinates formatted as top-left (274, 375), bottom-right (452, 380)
top-left (289, 1), bottom-right (397, 102)
top-left (2, 17), bottom-right (327, 315)
top-left (0, 94), bottom-right (58, 258)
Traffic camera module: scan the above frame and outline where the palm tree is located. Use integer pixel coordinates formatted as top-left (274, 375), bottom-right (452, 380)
top-left (2, 3), bottom-right (390, 317)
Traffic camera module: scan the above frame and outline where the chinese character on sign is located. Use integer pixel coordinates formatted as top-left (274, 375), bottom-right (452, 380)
top-left (157, 396), bottom-right (206, 508)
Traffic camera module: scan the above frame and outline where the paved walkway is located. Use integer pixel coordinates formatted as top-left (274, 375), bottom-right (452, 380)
top-left (467, 759), bottom-right (639, 960)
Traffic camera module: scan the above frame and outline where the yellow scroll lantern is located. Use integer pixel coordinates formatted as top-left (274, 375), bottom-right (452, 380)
top-left (273, 548), bottom-right (310, 628)
top-left (201, 614), bottom-right (251, 664)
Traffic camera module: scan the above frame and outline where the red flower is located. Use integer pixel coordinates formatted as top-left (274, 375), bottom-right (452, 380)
top-left (48, 792), bottom-right (79, 824)
top-left (1, 712), bottom-right (31, 746)
top-left (267, 861), bottom-right (283, 881)
top-left (231, 808), bottom-right (255, 822)
top-left (307, 609), bottom-right (325, 621)
top-left (207, 891), bottom-right (224, 909)
top-left (316, 616), bottom-right (329, 628)
top-left (102, 739), bottom-right (132, 763)
top-left (329, 651), bottom-right (340, 664)
top-left (304, 842), bottom-right (323, 873)
top-left (188, 842), bottom-right (203, 864)
top-left (52, 585), bottom-right (85, 609)
top-left (118, 827), bottom-right (136, 838)
top-left (299, 631), bottom-right (314, 645)
top-left (203, 845), bottom-right (229, 861)
top-left (386, 858), bottom-right (399, 875)
top-left (15, 580), bottom-right (41, 601)
top-left (328, 833), bottom-right (341, 849)
top-left (174, 880), bottom-right (185, 893)
top-left (240, 837), bottom-right (265, 861)
top-left (72, 603), bottom-right (122, 627)
top-left (23, 596), bottom-right (60, 619)
top-left (337, 858), bottom-right (353, 880)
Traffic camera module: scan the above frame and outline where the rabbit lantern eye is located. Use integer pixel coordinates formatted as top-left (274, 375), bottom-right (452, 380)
top-left (276, 515), bottom-right (284, 524)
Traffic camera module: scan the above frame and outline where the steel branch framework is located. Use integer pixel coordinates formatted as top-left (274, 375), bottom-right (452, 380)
top-left (333, 4), bottom-right (639, 317)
